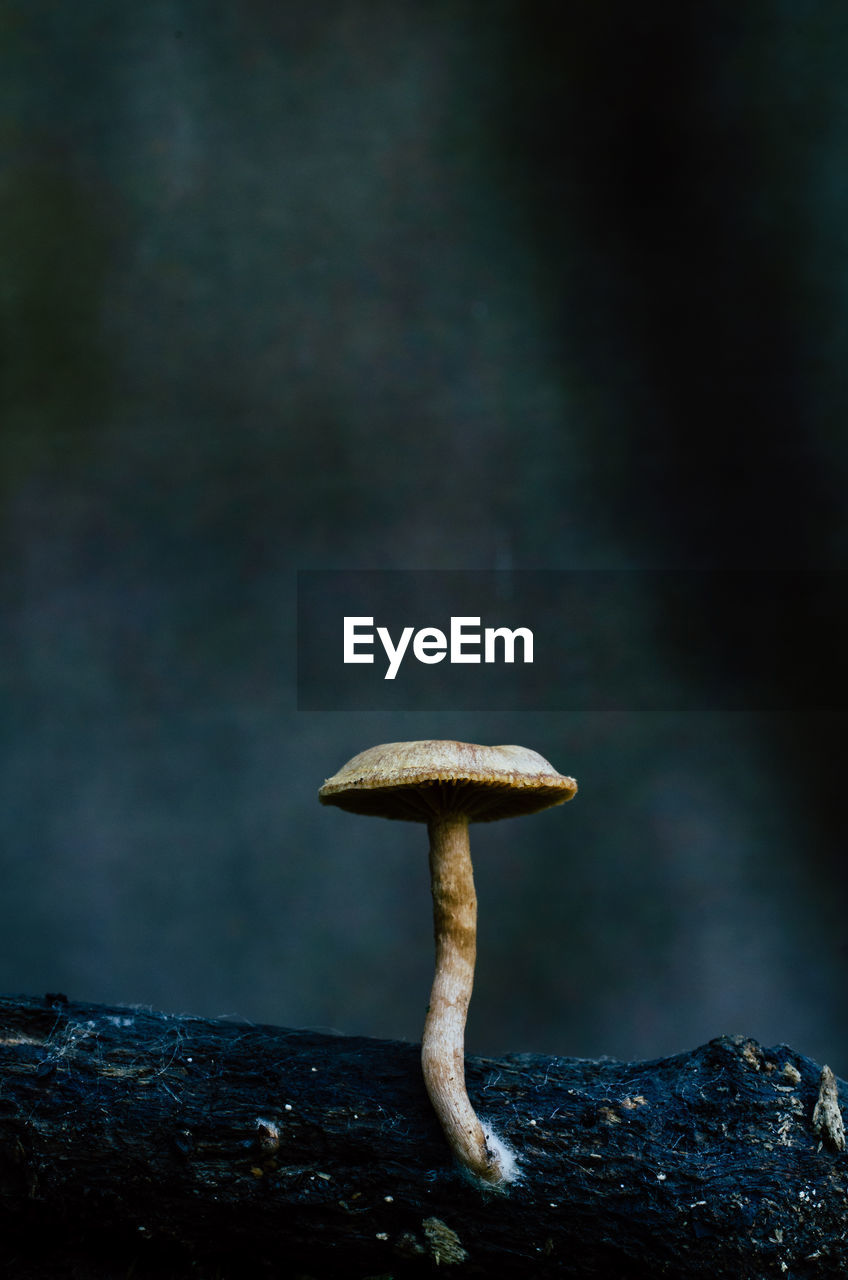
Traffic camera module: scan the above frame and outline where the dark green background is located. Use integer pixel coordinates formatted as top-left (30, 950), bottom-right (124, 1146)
top-left (2, 3), bottom-right (846, 1070)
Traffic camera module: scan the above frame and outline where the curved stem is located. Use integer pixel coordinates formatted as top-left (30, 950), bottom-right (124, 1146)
top-left (421, 814), bottom-right (505, 1184)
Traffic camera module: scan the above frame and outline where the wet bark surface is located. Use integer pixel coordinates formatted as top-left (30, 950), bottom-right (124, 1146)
top-left (0, 993), bottom-right (846, 1277)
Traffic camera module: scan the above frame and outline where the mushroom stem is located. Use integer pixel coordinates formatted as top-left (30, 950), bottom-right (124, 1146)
top-left (422, 813), bottom-right (504, 1184)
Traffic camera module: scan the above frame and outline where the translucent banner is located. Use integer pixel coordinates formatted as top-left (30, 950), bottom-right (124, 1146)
top-left (297, 570), bottom-right (848, 712)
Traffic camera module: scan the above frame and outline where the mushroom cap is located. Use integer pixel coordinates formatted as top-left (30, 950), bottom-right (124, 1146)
top-left (318, 740), bottom-right (577, 823)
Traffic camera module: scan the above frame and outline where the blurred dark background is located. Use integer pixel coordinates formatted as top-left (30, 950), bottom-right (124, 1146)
top-left (1, 2), bottom-right (846, 1070)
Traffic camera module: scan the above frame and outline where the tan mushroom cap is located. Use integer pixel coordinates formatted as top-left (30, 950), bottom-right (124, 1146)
top-left (318, 740), bottom-right (577, 823)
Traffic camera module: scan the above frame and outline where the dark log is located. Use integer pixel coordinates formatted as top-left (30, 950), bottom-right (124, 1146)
top-left (0, 993), bottom-right (846, 1278)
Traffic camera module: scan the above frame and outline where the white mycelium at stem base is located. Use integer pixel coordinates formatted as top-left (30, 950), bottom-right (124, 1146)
top-left (421, 813), bottom-right (506, 1184)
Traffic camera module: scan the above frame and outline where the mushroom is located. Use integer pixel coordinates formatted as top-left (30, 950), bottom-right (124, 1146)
top-left (318, 739), bottom-right (577, 1186)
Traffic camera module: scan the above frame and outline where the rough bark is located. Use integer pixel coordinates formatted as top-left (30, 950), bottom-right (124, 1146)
top-left (0, 993), bottom-right (846, 1278)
